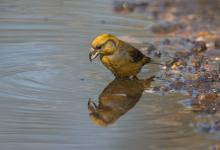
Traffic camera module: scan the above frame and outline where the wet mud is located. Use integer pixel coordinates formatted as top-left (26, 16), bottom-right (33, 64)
top-left (113, 0), bottom-right (220, 142)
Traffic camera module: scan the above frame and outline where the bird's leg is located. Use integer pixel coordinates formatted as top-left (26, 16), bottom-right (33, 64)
top-left (115, 75), bottom-right (129, 80)
top-left (131, 76), bottom-right (139, 80)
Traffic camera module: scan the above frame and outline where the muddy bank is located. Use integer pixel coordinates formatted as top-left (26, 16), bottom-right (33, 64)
top-left (113, 0), bottom-right (220, 103)
top-left (113, 0), bottom-right (220, 138)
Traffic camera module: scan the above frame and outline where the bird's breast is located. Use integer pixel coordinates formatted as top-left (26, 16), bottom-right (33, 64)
top-left (100, 55), bottom-right (142, 77)
top-left (101, 55), bottom-right (126, 69)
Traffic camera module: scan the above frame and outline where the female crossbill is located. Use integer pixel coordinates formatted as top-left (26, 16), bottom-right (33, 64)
top-left (89, 34), bottom-right (152, 79)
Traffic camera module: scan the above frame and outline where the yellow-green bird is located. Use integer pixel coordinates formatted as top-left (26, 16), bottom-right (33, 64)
top-left (89, 34), bottom-right (151, 79)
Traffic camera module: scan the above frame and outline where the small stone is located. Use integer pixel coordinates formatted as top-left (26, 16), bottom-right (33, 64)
top-left (215, 39), bottom-right (220, 49)
top-left (154, 51), bottom-right (161, 57)
top-left (113, 1), bottom-right (135, 13)
top-left (175, 51), bottom-right (190, 59)
top-left (191, 41), bottom-right (207, 53)
top-left (162, 66), bottom-right (167, 70)
top-left (162, 39), bottom-right (171, 45)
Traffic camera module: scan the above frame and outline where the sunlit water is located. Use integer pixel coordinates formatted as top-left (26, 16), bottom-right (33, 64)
top-left (0, 0), bottom-right (218, 150)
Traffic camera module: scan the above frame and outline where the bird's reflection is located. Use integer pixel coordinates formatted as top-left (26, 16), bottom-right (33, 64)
top-left (88, 76), bottom-right (154, 127)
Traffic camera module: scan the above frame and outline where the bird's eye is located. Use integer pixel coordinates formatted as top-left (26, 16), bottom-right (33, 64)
top-left (96, 45), bottom-right (102, 49)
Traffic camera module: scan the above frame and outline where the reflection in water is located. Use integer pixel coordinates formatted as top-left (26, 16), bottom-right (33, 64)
top-left (88, 76), bottom-right (154, 127)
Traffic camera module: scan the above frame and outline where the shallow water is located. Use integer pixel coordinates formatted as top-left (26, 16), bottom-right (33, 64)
top-left (0, 0), bottom-right (218, 150)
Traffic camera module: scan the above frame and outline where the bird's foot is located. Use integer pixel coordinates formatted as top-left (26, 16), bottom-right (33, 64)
top-left (131, 76), bottom-right (139, 80)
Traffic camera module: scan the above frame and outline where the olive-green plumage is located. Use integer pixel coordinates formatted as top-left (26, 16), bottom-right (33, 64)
top-left (89, 34), bottom-right (151, 78)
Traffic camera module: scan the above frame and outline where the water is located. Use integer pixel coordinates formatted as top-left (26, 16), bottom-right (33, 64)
top-left (0, 0), bottom-right (218, 149)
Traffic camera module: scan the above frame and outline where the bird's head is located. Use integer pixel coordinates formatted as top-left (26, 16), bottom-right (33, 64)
top-left (89, 34), bottom-right (119, 61)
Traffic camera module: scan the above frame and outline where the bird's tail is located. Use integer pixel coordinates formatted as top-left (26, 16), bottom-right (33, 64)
top-left (142, 56), bottom-right (152, 65)
top-left (148, 58), bottom-right (164, 66)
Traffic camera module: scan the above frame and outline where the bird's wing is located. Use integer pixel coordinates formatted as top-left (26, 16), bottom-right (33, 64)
top-left (127, 45), bottom-right (151, 64)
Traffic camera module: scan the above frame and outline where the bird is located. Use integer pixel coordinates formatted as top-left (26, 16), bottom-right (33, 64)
top-left (89, 34), bottom-right (152, 79)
